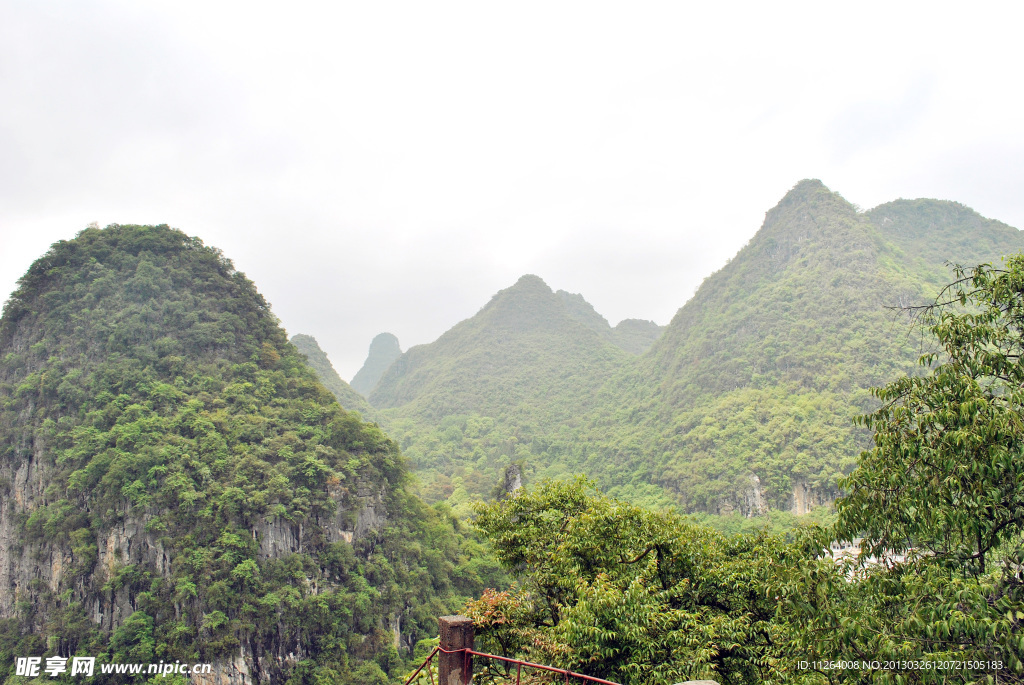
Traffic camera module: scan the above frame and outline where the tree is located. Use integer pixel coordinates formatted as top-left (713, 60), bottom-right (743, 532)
top-left (837, 258), bottom-right (1024, 574)
top-left (467, 477), bottom-right (803, 685)
top-left (807, 258), bottom-right (1024, 680)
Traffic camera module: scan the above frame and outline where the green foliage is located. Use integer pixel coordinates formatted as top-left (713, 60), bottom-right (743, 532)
top-left (792, 257), bottom-right (1024, 681)
top-left (602, 181), bottom-right (940, 513)
top-left (290, 334), bottom-right (377, 420)
top-left (839, 258), bottom-right (1024, 571)
top-left (365, 182), bottom-right (1024, 520)
top-left (690, 506), bottom-right (836, 538)
top-left (467, 478), bottom-right (804, 685)
top-left (462, 250), bottom-right (1024, 683)
top-left (868, 197), bottom-right (1024, 290)
top-left (5, 194), bottom-right (1022, 684)
top-left (371, 275), bottom-right (630, 423)
top-left (109, 611), bottom-right (156, 663)
top-left (0, 225), bottom-right (504, 684)
top-left (366, 275), bottom-right (640, 515)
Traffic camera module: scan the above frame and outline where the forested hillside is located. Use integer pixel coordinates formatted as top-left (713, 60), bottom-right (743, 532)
top-left (2, 194), bottom-right (1019, 685)
top-left (867, 197), bottom-right (1023, 288)
top-left (370, 275), bottom-right (630, 419)
top-left (365, 275), bottom-right (634, 511)
top-left (614, 180), bottom-right (1024, 514)
top-left (597, 180), bottom-right (930, 512)
top-left (0, 226), bottom-right (502, 685)
top-left (349, 181), bottom-right (1024, 518)
top-left (290, 333), bottom-right (378, 419)
top-left (456, 257), bottom-right (1024, 684)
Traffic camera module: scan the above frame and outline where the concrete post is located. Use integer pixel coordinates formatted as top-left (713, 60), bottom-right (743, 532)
top-left (438, 615), bottom-right (474, 685)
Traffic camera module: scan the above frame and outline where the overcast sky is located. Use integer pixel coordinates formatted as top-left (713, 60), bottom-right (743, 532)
top-left (3, 1), bottom-right (1023, 380)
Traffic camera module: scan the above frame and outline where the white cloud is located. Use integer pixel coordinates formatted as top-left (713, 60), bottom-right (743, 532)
top-left (3, 0), bottom-right (1024, 378)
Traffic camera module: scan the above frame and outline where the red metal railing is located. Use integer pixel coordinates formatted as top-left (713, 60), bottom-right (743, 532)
top-left (403, 646), bottom-right (440, 685)
top-left (404, 646), bottom-right (623, 685)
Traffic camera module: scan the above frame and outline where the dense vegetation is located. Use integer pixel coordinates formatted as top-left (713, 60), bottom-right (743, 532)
top-left (290, 334), bottom-right (377, 420)
top-left (368, 275), bottom-right (637, 515)
top-left (351, 181), bottom-right (1024, 520)
top-left (818, 257), bottom-right (1024, 675)
top-left (593, 181), bottom-right (980, 512)
top-left (5, 182), bottom-right (1022, 684)
top-left (465, 478), bottom-right (799, 684)
top-left (0, 226), bottom-right (503, 684)
top-left (451, 257), bottom-right (1024, 684)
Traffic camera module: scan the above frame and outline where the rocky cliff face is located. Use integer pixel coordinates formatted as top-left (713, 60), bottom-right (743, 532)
top-left (706, 473), bottom-right (834, 518)
top-left (0, 379), bottom-right (391, 685)
top-left (711, 474), bottom-right (766, 518)
top-left (192, 655), bottom-right (251, 685)
top-left (789, 480), bottom-right (834, 516)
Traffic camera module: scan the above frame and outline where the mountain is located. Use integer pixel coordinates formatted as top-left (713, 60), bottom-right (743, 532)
top-left (557, 290), bottom-right (664, 354)
top-left (598, 180), bottom-right (1024, 514)
top-left (609, 318), bottom-right (665, 355)
top-left (866, 197), bottom-right (1023, 288)
top-left (370, 275), bottom-right (629, 420)
top-left (0, 226), bottom-right (499, 684)
top-left (365, 275), bottom-right (633, 511)
top-left (350, 332), bottom-right (402, 397)
top-left (365, 181), bottom-right (1024, 520)
top-left (290, 333), bottom-right (378, 419)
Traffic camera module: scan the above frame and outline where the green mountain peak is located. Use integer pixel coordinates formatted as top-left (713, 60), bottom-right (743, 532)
top-left (379, 182), bottom-right (1024, 519)
top-left (470, 274), bottom-right (569, 334)
top-left (368, 274), bottom-right (627, 421)
top-left (0, 224), bottom-right (492, 683)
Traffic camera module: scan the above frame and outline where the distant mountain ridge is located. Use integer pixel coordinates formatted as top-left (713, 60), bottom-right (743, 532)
top-left (369, 274), bottom-right (630, 422)
top-left (867, 198), bottom-right (1023, 288)
top-left (557, 290), bottom-right (664, 354)
top-left (618, 180), bottom-right (930, 512)
top-left (613, 180), bottom-right (1024, 514)
top-left (350, 332), bottom-right (401, 396)
top-left (339, 180), bottom-right (1024, 517)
